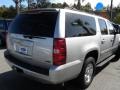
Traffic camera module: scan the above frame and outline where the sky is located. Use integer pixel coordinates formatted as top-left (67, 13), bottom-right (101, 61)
top-left (0, 0), bottom-right (120, 9)
top-left (0, 0), bottom-right (15, 7)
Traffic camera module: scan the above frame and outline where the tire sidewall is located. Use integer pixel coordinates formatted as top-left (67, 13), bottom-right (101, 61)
top-left (80, 57), bottom-right (96, 88)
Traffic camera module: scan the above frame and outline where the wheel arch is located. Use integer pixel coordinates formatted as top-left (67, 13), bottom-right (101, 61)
top-left (84, 50), bottom-right (99, 64)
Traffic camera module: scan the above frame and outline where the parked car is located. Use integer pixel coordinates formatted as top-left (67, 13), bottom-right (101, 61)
top-left (112, 23), bottom-right (120, 40)
top-left (0, 19), bottom-right (12, 46)
top-left (4, 8), bottom-right (119, 89)
top-left (112, 23), bottom-right (120, 54)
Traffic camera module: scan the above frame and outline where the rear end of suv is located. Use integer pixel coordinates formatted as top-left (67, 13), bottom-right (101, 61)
top-left (5, 8), bottom-right (114, 88)
top-left (4, 9), bottom-right (83, 84)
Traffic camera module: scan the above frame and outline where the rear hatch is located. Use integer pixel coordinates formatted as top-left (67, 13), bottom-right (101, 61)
top-left (7, 11), bottom-right (59, 66)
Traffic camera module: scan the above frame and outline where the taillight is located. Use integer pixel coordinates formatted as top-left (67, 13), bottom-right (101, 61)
top-left (53, 38), bottom-right (66, 66)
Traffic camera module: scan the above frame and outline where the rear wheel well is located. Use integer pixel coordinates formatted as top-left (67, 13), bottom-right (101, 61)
top-left (85, 50), bottom-right (98, 63)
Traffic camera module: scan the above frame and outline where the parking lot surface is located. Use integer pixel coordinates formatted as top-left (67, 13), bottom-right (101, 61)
top-left (0, 49), bottom-right (120, 90)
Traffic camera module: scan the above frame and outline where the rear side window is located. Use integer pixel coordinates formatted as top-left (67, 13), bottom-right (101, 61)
top-left (107, 22), bottom-right (115, 35)
top-left (9, 12), bottom-right (58, 37)
top-left (98, 19), bottom-right (108, 35)
top-left (65, 13), bottom-right (96, 37)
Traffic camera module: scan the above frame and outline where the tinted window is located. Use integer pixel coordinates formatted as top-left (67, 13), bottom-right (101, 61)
top-left (98, 19), bottom-right (108, 35)
top-left (9, 12), bottom-right (58, 37)
top-left (108, 22), bottom-right (115, 35)
top-left (112, 23), bottom-right (120, 34)
top-left (65, 13), bottom-right (96, 37)
top-left (0, 20), bottom-right (4, 30)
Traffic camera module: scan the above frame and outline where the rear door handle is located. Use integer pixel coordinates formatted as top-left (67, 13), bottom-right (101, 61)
top-left (101, 39), bottom-right (106, 44)
top-left (111, 39), bottom-right (114, 42)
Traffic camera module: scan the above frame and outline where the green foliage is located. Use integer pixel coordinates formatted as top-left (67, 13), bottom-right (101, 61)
top-left (1, 0), bottom-right (120, 23)
top-left (113, 13), bottom-right (120, 24)
top-left (112, 5), bottom-right (120, 24)
top-left (28, 1), bottom-right (69, 9)
top-left (49, 2), bottom-right (69, 8)
top-left (81, 3), bottom-right (92, 12)
top-left (72, 2), bottom-right (92, 12)
top-left (0, 5), bottom-right (16, 19)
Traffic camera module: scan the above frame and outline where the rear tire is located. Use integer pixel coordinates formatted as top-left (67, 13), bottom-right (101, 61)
top-left (78, 57), bottom-right (96, 89)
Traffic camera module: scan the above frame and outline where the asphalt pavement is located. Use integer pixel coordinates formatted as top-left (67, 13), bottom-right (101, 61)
top-left (0, 49), bottom-right (120, 90)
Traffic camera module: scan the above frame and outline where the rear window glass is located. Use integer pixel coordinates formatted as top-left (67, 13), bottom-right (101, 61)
top-left (112, 23), bottom-right (120, 34)
top-left (98, 19), bottom-right (108, 35)
top-left (65, 12), bottom-right (96, 37)
top-left (9, 12), bottom-right (58, 37)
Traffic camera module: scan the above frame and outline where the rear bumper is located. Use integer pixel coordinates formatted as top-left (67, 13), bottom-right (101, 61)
top-left (4, 50), bottom-right (83, 84)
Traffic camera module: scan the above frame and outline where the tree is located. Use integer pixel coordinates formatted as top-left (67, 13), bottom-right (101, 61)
top-left (81, 3), bottom-right (92, 12)
top-left (0, 5), bottom-right (6, 18)
top-left (36, 0), bottom-right (50, 8)
top-left (26, 0), bottom-right (49, 9)
top-left (77, 0), bottom-right (81, 10)
top-left (19, 0), bottom-right (25, 10)
top-left (27, 0), bottom-right (35, 9)
top-left (12, 0), bottom-right (26, 13)
top-left (113, 13), bottom-right (120, 24)
top-left (12, 0), bottom-right (19, 13)
top-left (62, 2), bottom-right (69, 8)
top-left (0, 5), bottom-right (16, 18)
top-left (72, 0), bottom-right (81, 10)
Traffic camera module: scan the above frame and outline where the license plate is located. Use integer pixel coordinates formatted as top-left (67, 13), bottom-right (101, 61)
top-left (18, 46), bottom-right (28, 55)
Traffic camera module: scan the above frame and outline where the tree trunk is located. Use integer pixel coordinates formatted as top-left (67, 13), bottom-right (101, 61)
top-left (110, 0), bottom-right (113, 21)
top-left (77, 0), bottom-right (81, 10)
top-left (16, 0), bottom-right (19, 14)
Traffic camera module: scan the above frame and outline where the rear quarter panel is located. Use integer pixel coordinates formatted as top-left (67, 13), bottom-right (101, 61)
top-left (65, 35), bottom-right (100, 64)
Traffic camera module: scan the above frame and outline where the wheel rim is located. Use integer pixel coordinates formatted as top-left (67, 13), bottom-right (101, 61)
top-left (84, 63), bottom-right (94, 84)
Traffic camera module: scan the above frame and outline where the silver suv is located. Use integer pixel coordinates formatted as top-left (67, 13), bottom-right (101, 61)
top-left (4, 8), bottom-right (119, 88)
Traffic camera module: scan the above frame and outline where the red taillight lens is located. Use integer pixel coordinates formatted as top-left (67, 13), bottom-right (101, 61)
top-left (53, 38), bottom-right (66, 66)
